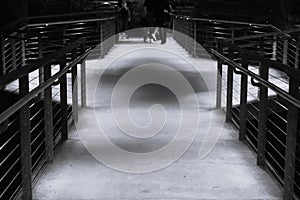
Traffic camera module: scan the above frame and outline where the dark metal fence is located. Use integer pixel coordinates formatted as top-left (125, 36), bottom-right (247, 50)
top-left (0, 13), bottom-right (119, 200)
top-left (172, 14), bottom-right (277, 57)
top-left (173, 14), bottom-right (300, 200)
top-left (26, 15), bottom-right (118, 62)
top-left (212, 39), bottom-right (300, 200)
top-left (0, 38), bottom-right (90, 199)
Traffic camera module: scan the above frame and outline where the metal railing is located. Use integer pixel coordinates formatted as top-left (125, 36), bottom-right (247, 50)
top-left (0, 13), bottom-right (119, 200)
top-left (29, 0), bottom-right (118, 17)
top-left (172, 13), bottom-right (299, 70)
top-left (26, 15), bottom-right (118, 61)
top-left (0, 24), bottom-right (27, 77)
top-left (212, 39), bottom-right (300, 200)
top-left (0, 38), bottom-right (90, 200)
top-left (225, 28), bottom-right (300, 69)
top-left (28, 10), bottom-right (118, 24)
top-left (172, 14), bottom-right (278, 57)
top-left (172, 14), bottom-right (300, 200)
top-left (1, 13), bottom-right (119, 84)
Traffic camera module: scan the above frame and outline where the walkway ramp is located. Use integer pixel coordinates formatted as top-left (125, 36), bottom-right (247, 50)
top-left (33, 37), bottom-right (282, 200)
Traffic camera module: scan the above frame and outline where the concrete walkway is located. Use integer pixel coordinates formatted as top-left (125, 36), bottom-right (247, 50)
top-left (33, 37), bottom-right (282, 200)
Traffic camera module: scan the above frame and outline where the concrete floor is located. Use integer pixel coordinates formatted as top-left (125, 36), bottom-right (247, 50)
top-left (33, 37), bottom-right (282, 199)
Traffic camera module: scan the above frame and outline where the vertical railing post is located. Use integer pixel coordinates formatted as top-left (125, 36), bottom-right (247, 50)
top-left (105, 21), bottom-right (108, 53)
top-left (239, 56), bottom-right (249, 141)
top-left (102, 22), bottom-right (106, 55)
top-left (185, 20), bottom-right (188, 50)
top-left (60, 28), bottom-right (69, 142)
top-left (38, 34), bottom-right (43, 59)
top-left (60, 56), bottom-right (68, 141)
top-left (260, 38), bottom-right (265, 56)
top-left (272, 35), bottom-right (277, 61)
top-left (181, 19), bottom-right (184, 46)
top-left (19, 74), bottom-right (32, 200)
top-left (172, 16), bottom-right (175, 37)
top-left (216, 43), bottom-right (223, 109)
top-left (105, 21), bottom-right (109, 54)
top-left (1, 35), bottom-right (6, 78)
top-left (178, 19), bottom-right (180, 44)
top-left (283, 73), bottom-right (299, 200)
top-left (100, 22), bottom-right (103, 58)
top-left (175, 19), bottom-right (179, 43)
top-left (10, 38), bottom-right (17, 71)
top-left (108, 21), bottom-right (112, 49)
top-left (224, 27), bottom-right (235, 122)
top-left (44, 64), bottom-right (54, 163)
top-left (61, 26), bottom-right (66, 51)
top-left (113, 19), bottom-right (116, 43)
top-left (295, 38), bottom-right (299, 69)
top-left (188, 20), bottom-right (191, 51)
top-left (257, 38), bottom-right (265, 100)
top-left (72, 50), bottom-right (79, 122)
top-left (283, 37), bottom-right (289, 65)
top-left (110, 20), bottom-right (114, 50)
top-left (115, 17), bottom-right (118, 43)
top-left (182, 20), bottom-right (186, 50)
top-left (226, 48), bottom-right (234, 122)
top-left (0, 35), bottom-right (6, 94)
top-left (38, 34), bottom-right (44, 98)
top-left (188, 22), bottom-right (190, 53)
top-left (193, 21), bottom-right (197, 58)
top-left (81, 44), bottom-right (87, 108)
top-left (257, 62), bottom-right (269, 167)
top-left (182, 20), bottom-right (185, 49)
top-left (21, 33), bottom-right (26, 66)
top-left (106, 21), bottom-right (109, 54)
top-left (231, 27), bottom-right (235, 44)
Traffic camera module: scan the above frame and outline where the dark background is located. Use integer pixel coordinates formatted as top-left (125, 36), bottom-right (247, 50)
top-left (0, 0), bottom-right (28, 30)
top-left (1, 0), bottom-right (300, 30)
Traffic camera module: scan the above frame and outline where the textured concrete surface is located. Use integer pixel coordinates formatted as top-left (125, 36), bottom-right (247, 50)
top-left (33, 37), bottom-right (282, 200)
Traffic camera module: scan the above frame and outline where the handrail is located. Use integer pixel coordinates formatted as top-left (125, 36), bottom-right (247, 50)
top-left (28, 16), bottom-right (117, 27)
top-left (226, 28), bottom-right (300, 42)
top-left (0, 46), bottom-right (91, 125)
top-left (171, 13), bottom-right (272, 27)
top-left (0, 38), bottom-right (86, 87)
top-left (0, 11), bottom-right (117, 200)
top-left (9, 35), bottom-right (65, 48)
top-left (211, 49), bottom-right (300, 108)
top-left (173, 13), bottom-right (300, 199)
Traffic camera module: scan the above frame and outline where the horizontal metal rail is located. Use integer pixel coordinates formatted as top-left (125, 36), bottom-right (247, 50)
top-left (226, 29), bottom-right (300, 42)
top-left (28, 16), bottom-right (117, 27)
top-left (211, 49), bottom-right (300, 108)
top-left (171, 13), bottom-right (272, 27)
top-left (9, 35), bottom-right (65, 48)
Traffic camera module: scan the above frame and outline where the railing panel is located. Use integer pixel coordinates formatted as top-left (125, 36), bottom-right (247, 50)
top-left (211, 40), bottom-right (300, 200)
top-left (173, 14), bottom-right (277, 57)
top-left (0, 12), bottom-right (118, 200)
top-left (0, 36), bottom-right (91, 200)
